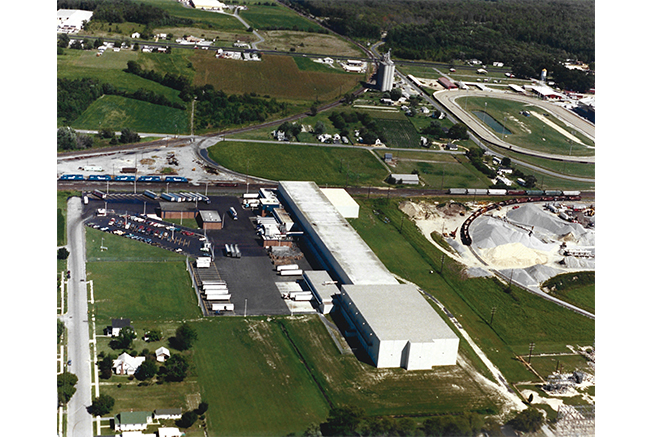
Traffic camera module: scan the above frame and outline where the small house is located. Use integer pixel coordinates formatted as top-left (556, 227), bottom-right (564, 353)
top-left (109, 318), bottom-right (132, 337)
top-left (112, 352), bottom-right (145, 375)
top-left (114, 411), bottom-right (152, 432)
top-left (444, 143), bottom-right (458, 151)
top-left (158, 427), bottom-right (183, 437)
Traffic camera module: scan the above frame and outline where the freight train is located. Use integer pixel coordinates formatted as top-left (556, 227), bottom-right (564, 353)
top-left (59, 174), bottom-right (241, 187)
top-left (455, 189), bottom-right (582, 246)
top-left (448, 188), bottom-right (581, 197)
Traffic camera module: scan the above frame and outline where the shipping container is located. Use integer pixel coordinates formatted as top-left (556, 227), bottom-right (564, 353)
top-left (562, 190), bottom-right (581, 196)
top-left (229, 207), bottom-right (238, 220)
top-left (60, 174), bottom-right (84, 181)
top-left (243, 193), bottom-right (259, 199)
top-left (448, 188), bottom-right (466, 195)
top-left (544, 190), bottom-right (563, 196)
top-left (487, 189), bottom-right (507, 195)
top-left (144, 190), bottom-right (158, 200)
top-left (467, 188), bottom-right (488, 195)
top-left (212, 303), bottom-right (235, 312)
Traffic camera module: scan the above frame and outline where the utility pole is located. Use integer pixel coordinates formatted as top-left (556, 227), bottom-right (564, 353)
top-left (528, 342), bottom-right (535, 363)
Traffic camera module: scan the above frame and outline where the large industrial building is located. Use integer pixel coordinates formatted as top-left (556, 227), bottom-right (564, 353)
top-left (278, 181), bottom-right (459, 370)
top-left (57, 9), bottom-right (93, 34)
top-left (376, 50), bottom-right (395, 92)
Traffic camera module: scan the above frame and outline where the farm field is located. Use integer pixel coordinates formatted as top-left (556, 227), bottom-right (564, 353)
top-left (140, 0), bottom-right (246, 31)
top-left (258, 30), bottom-right (364, 57)
top-left (58, 49), bottom-right (188, 104)
top-left (190, 52), bottom-right (363, 101)
top-left (240, 3), bottom-right (323, 32)
top-left (71, 95), bottom-right (189, 134)
top-left (207, 141), bottom-right (389, 186)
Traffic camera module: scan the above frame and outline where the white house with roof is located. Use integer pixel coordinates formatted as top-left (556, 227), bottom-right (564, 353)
top-left (114, 411), bottom-right (152, 431)
top-left (155, 347), bottom-right (171, 362)
top-left (113, 352), bottom-right (145, 375)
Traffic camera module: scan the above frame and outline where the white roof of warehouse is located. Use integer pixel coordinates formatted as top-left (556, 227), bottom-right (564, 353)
top-left (341, 284), bottom-right (458, 342)
top-left (279, 181), bottom-right (397, 285)
top-left (320, 188), bottom-right (359, 218)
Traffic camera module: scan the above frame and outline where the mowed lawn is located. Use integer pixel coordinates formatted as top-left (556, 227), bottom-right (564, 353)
top-left (85, 228), bottom-right (198, 324)
top-left (193, 317), bottom-right (330, 436)
top-left (390, 153), bottom-right (490, 189)
top-left (207, 141), bottom-right (388, 186)
top-left (191, 52), bottom-right (362, 101)
top-left (71, 95), bottom-right (189, 133)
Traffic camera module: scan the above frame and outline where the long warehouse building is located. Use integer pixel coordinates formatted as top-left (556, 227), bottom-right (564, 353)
top-left (278, 181), bottom-right (459, 370)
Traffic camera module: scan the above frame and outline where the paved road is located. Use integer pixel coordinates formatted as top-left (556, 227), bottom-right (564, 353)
top-left (65, 197), bottom-right (93, 437)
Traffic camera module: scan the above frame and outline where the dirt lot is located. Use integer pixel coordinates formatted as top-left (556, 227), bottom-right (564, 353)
top-left (257, 30), bottom-right (363, 57)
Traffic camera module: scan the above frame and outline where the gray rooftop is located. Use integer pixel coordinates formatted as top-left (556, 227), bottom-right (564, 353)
top-left (341, 284), bottom-right (458, 342)
top-left (198, 210), bottom-right (222, 223)
top-left (279, 181), bottom-right (397, 286)
top-left (303, 270), bottom-right (340, 303)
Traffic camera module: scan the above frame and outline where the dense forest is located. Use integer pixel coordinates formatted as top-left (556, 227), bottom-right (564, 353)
top-left (286, 0), bottom-right (594, 90)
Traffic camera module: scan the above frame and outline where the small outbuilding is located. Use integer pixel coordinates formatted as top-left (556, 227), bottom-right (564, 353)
top-left (153, 408), bottom-right (183, 420)
top-left (155, 347), bottom-right (171, 362)
top-left (389, 174), bottom-right (419, 185)
top-left (197, 210), bottom-right (223, 230)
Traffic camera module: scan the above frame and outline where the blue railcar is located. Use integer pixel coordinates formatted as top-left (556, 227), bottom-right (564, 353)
top-left (115, 175), bottom-right (136, 182)
top-left (87, 174), bottom-right (112, 181)
top-left (59, 174), bottom-right (85, 181)
top-left (164, 176), bottom-right (188, 183)
top-left (137, 175), bottom-right (162, 182)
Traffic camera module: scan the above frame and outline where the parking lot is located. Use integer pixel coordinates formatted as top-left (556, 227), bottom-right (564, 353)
top-left (82, 193), bottom-right (316, 316)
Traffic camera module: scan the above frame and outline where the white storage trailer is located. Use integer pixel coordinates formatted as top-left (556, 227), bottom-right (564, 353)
top-left (279, 269), bottom-right (303, 276)
top-left (206, 294), bottom-right (232, 301)
top-left (203, 284), bottom-right (228, 290)
top-left (289, 291), bottom-right (314, 301)
top-left (212, 303), bottom-right (234, 311)
top-left (276, 264), bottom-right (299, 272)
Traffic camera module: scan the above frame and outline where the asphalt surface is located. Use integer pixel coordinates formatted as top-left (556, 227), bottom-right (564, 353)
top-left (81, 193), bottom-right (305, 316)
top-left (65, 197), bottom-right (94, 437)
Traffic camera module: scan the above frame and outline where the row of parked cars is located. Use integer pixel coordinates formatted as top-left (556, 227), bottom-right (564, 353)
top-left (86, 212), bottom-right (206, 254)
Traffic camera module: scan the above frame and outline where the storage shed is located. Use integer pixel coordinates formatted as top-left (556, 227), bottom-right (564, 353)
top-left (390, 174), bottom-right (419, 185)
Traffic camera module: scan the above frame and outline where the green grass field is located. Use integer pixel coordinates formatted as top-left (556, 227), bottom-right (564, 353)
top-left (207, 141), bottom-right (388, 186)
top-left (191, 52), bottom-right (362, 102)
top-left (71, 95), bottom-right (189, 133)
top-left (240, 4), bottom-right (323, 32)
top-left (388, 153), bottom-right (491, 189)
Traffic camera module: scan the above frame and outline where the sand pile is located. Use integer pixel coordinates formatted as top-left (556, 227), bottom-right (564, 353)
top-left (480, 242), bottom-right (549, 269)
top-left (501, 264), bottom-right (563, 286)
top-left (507, 203), bottom-right (593, 244)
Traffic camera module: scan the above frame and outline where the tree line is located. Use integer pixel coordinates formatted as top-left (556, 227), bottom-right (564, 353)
top-left (58, 77), bottom-right (185, 125)
top-left (286, 0), bottom-right (594, 91)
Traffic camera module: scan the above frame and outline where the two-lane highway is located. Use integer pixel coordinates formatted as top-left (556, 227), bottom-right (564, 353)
top-left (65, 197), bottom-right (94, 437)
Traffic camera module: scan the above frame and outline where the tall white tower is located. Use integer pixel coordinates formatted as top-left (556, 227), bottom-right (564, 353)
top-left (377, 50), bottom-right (395, 92)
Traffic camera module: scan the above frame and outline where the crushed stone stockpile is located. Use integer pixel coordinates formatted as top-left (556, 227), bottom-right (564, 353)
top-left (499, 264), bottom-right (563, 287)
top-left (506, 203), bottom-right (595, 246)
top-left (470, 215), bottom-right (558, 252)
top-left (479, 242), bottom-right (550, 269)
